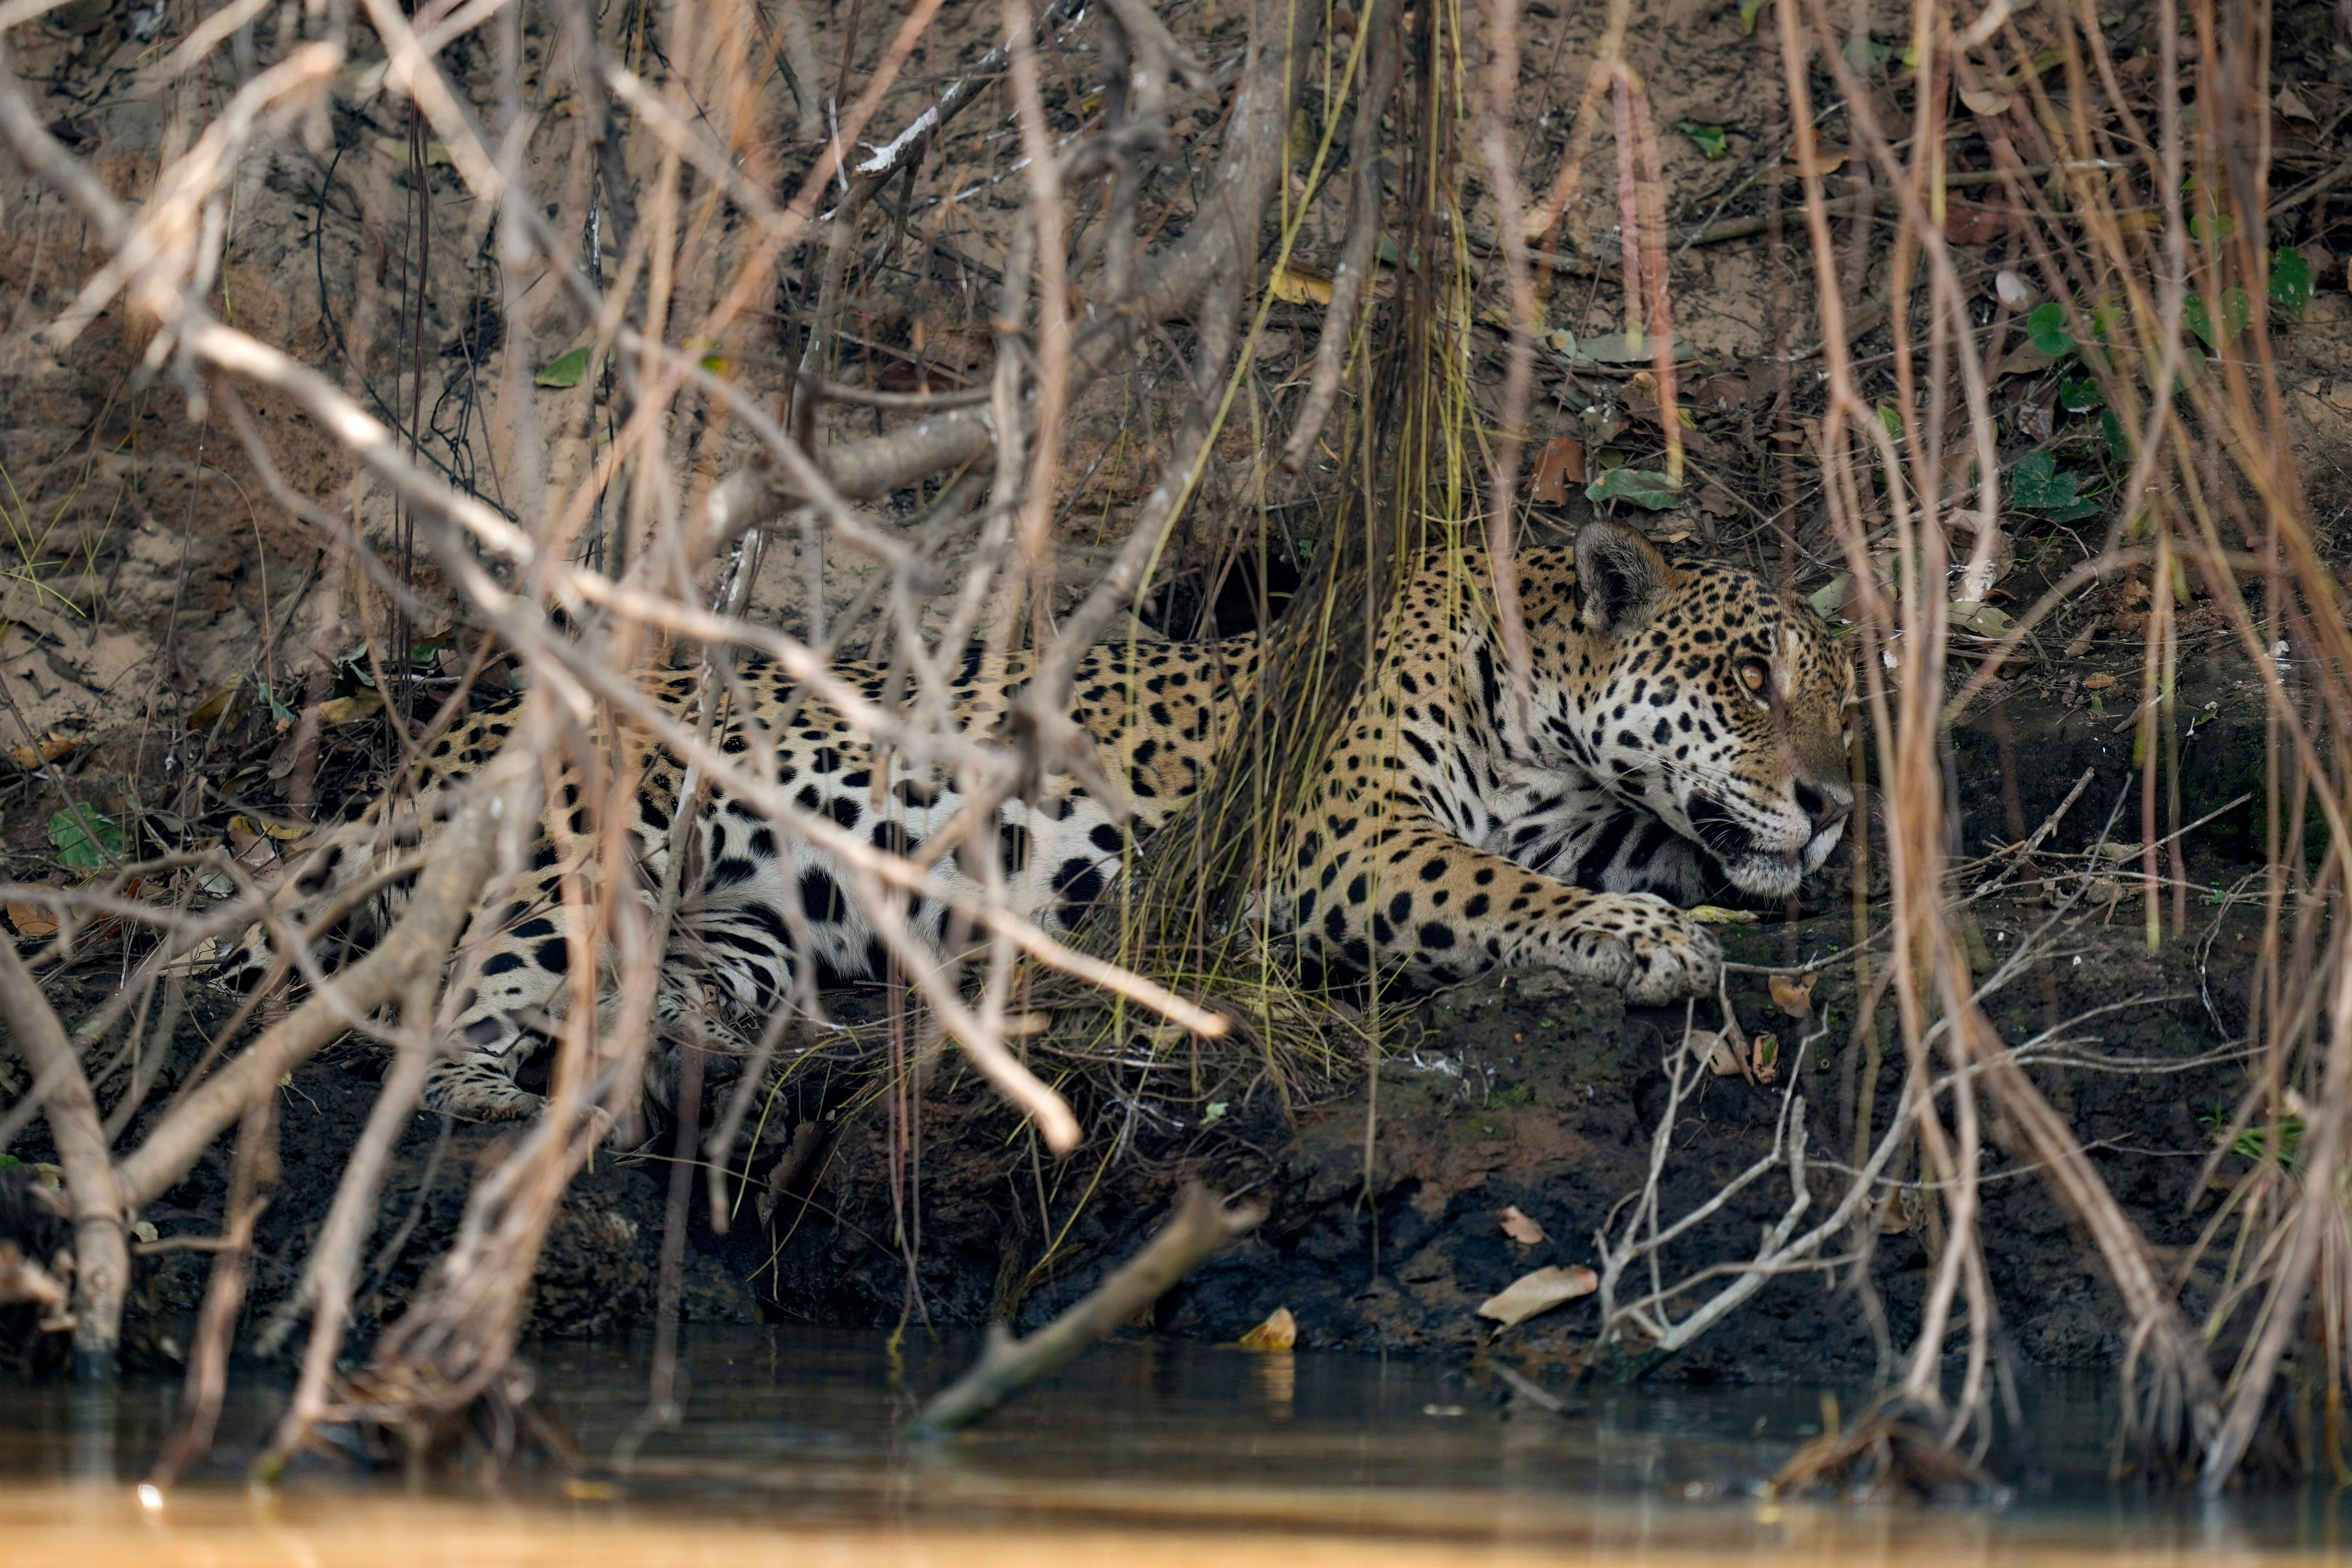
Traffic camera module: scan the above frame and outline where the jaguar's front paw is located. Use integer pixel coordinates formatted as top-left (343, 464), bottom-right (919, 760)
top-left (424, 1066), bottom-right (547, 1124)
top-left (1558, 892), bottom-right (1722, 1006)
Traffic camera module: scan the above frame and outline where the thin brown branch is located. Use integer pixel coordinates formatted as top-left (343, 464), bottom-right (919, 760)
top-left (908, 1182), bottom-right (1265, 1435)
top-left (0, 941), bottom-right (129, 1375)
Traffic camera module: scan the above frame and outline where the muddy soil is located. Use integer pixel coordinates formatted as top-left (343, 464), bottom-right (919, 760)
top-left (4, 881), bottom-right (2264, 1383)
top-left (740, 890), bottom-right (2263, 1381)
top-left (3, 1023), bottom-right (759, 1375)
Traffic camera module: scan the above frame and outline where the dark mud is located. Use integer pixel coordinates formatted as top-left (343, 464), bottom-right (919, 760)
top-left (3, 864), bottom-right (2268, 1383)
top-left (2, 1027), bottom-right (758, 1376)
top-left (748, 889), bottom-right (2261, 1383)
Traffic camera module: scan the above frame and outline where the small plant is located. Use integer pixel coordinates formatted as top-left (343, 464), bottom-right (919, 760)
top-left (47, 804), bottom-right (121, 870)
top-left (2201, 1103), bottom-right (2303, 1171)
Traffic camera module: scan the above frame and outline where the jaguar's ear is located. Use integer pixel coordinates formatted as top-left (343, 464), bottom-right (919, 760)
top-left (1572, 518), bottom-right (1669, 636)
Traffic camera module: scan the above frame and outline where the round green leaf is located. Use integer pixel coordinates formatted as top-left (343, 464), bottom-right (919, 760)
top-left (2270, 248), bottom-right (2313, 317)
top-left (2024, 301), bottom-right (2073, 357)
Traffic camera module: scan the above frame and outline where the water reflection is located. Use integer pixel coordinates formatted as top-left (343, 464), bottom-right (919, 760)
top-left (0, 1328), bottom-right (2345, 1563)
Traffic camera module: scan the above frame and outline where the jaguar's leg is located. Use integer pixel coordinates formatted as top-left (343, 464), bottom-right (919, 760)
top-left (1272, 788), bottom-right (1721, 1004)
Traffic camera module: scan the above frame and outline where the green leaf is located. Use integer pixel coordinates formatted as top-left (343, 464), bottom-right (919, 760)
top-left (536, 345), bottom-right (592, 388)
top-left (2008, 450), bottom-right (2061, 504)
top-left (1951, 599), bottom-right (2014, 637)
top-left (1738, 0), bottom-right (1769, 33)
top-left (2183, 287), bottom-right (2250, 351)
top-left (1876, 403), bottom-right (1904, 440)
top-left (2024, 300), bottom-right (2073, 357)
top-left (1676, 121), bottom-right (1729, 159)
top-left (2058, 375), bottom-right (2103, 413)
top-left (48, 804), bottom-right (122, 870)
top-left (2092, 297), bottom-right (2127, 342)
top-left (1583, 468), bottom-right (1685, 510)
top-left (1807, 572), bottom-right (1853, 621)
top-left (0, 1153), bottom-right (19, 1168)
top-left (2009, 449), bottom-right (2101, 520)
top-left (2100, 407), bottom-right (2132, 461)
top-left (257, 681), bottom-right (298, 726)
top-left (2189, 211), bottom-right (2237, 246)
top-left (2270, 247), bottom-right (2313, 316)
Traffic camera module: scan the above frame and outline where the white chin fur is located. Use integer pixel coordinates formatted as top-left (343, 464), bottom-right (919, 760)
top-left (1725, 853), bottom-right (1805, 900)
top-left (1715, 817), bottom-right (1842, 901)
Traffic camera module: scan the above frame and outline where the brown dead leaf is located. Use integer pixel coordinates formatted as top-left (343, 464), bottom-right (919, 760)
top-left (1945, 205), bottom-right (2015, 246)
top-left (186, 680), bottom-right (245, 731)
top-left (320, 690), bottom-right (385, 724)
top-left (1477, 1265), bottom-right (1599, 1329)
top-left (8, 733), bottom-right (78, 771)
top-left (2081, 672), bottom-right (2116, 690)
top-left (1690, 375), bottom-right (1751, 411)
top-left (1958, 85), bottom-right (2012, 116)
top-left (1788, 143), bottom-right (1851, 177)
top-left (1499, 1206), bottom-right (1547, 1246)
top-left (1770, 971), bottom-right (1818, 1019)
top-left (2277, 85), bottom-right (2317, 122)
top-left (6, 899), bottom-right (59, 938)
top-left (1237, 1306), bottom-right (1298, 1351)
top-left (1694, 1029), bottom-right (1746, 1077)
top-left (1528, 437), bottom-right (1587, 504)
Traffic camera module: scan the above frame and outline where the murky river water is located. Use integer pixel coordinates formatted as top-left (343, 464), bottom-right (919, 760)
top-left (3, 1328), bottom-right (2348, 1565)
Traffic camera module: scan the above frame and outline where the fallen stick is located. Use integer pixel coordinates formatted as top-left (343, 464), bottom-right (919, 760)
top-left (908, 1183), bottom-right (1266, 1436)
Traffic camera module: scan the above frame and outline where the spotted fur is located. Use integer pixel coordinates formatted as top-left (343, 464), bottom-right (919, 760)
top-left (219, 519), bottom-right (1851, 1121)
top-left (1262, 520), bottom-right (1854, 1003)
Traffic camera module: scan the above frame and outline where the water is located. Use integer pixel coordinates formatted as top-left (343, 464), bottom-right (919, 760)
top-left (2, 1329), bottom-right (2347, 1564)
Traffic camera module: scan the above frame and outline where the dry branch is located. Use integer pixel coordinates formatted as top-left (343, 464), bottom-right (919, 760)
top-left (908, 1182), bottom-right (1266, 1436)
top-left (0, 942), bottom-right (129, 1374)
top-left (113, 784), bottom-right (514, 1212)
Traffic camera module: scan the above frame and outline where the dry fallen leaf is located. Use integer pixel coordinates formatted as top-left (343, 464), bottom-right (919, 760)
top-left (6, 900), bottom-right (58, 938)
top-left (2277, 85), bottom-right (2317, 122)
top-left (1477, 1265), bottom-right (1599, 1329)
top-left (231, 814), bottom-right (310, 842)
top-left (1267, 262), bottom-right (1335, 307)
top-left (1945, 205), bottom-right (2014, 246)
top-left (1751, 1032), bottom-right (1781, 1085)
top-left (320, 690), bottom-right (385, 724)
top-left (8, 733), bottom-right (78, 771)
top-left (1499, 1206), bottom-right (1547, 1246)
top-left (1527, 436), bottom-right (1587, 505)
top-left (1958, 85), bottom-right (2012, 116)
top-left (1694, 1028), bottom-right (1746, 1077)
top-left (1787, 143), bottom-right (1850, 177)
top-left (186, 680), bottom-right (245, 731)
top-left (1769, 971), bottom-right (1818, 1019)
top-left (2081, 672), bottom-right (2116, 690)
top-left (1237, 1305), bottom-right (1298, 1351)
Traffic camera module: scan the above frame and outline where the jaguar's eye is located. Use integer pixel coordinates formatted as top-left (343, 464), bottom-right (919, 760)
top-left (1737, 660), bottom-right (1769, 696)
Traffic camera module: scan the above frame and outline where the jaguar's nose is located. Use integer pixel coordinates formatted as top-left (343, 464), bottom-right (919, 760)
top-left (1793, 782), bottom-right (1851, 834)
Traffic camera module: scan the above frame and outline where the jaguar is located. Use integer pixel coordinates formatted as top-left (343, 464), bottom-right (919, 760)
top-left (219, 518), bottom-right (1855, 1122)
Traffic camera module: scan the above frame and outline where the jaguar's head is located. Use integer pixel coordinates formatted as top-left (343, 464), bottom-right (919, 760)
top-left (1561, 519), bottom-right (1856, 900)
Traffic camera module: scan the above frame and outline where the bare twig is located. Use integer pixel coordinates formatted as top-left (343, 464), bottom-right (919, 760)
top-left (908, 1182), bottom-right (1265, 1435)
